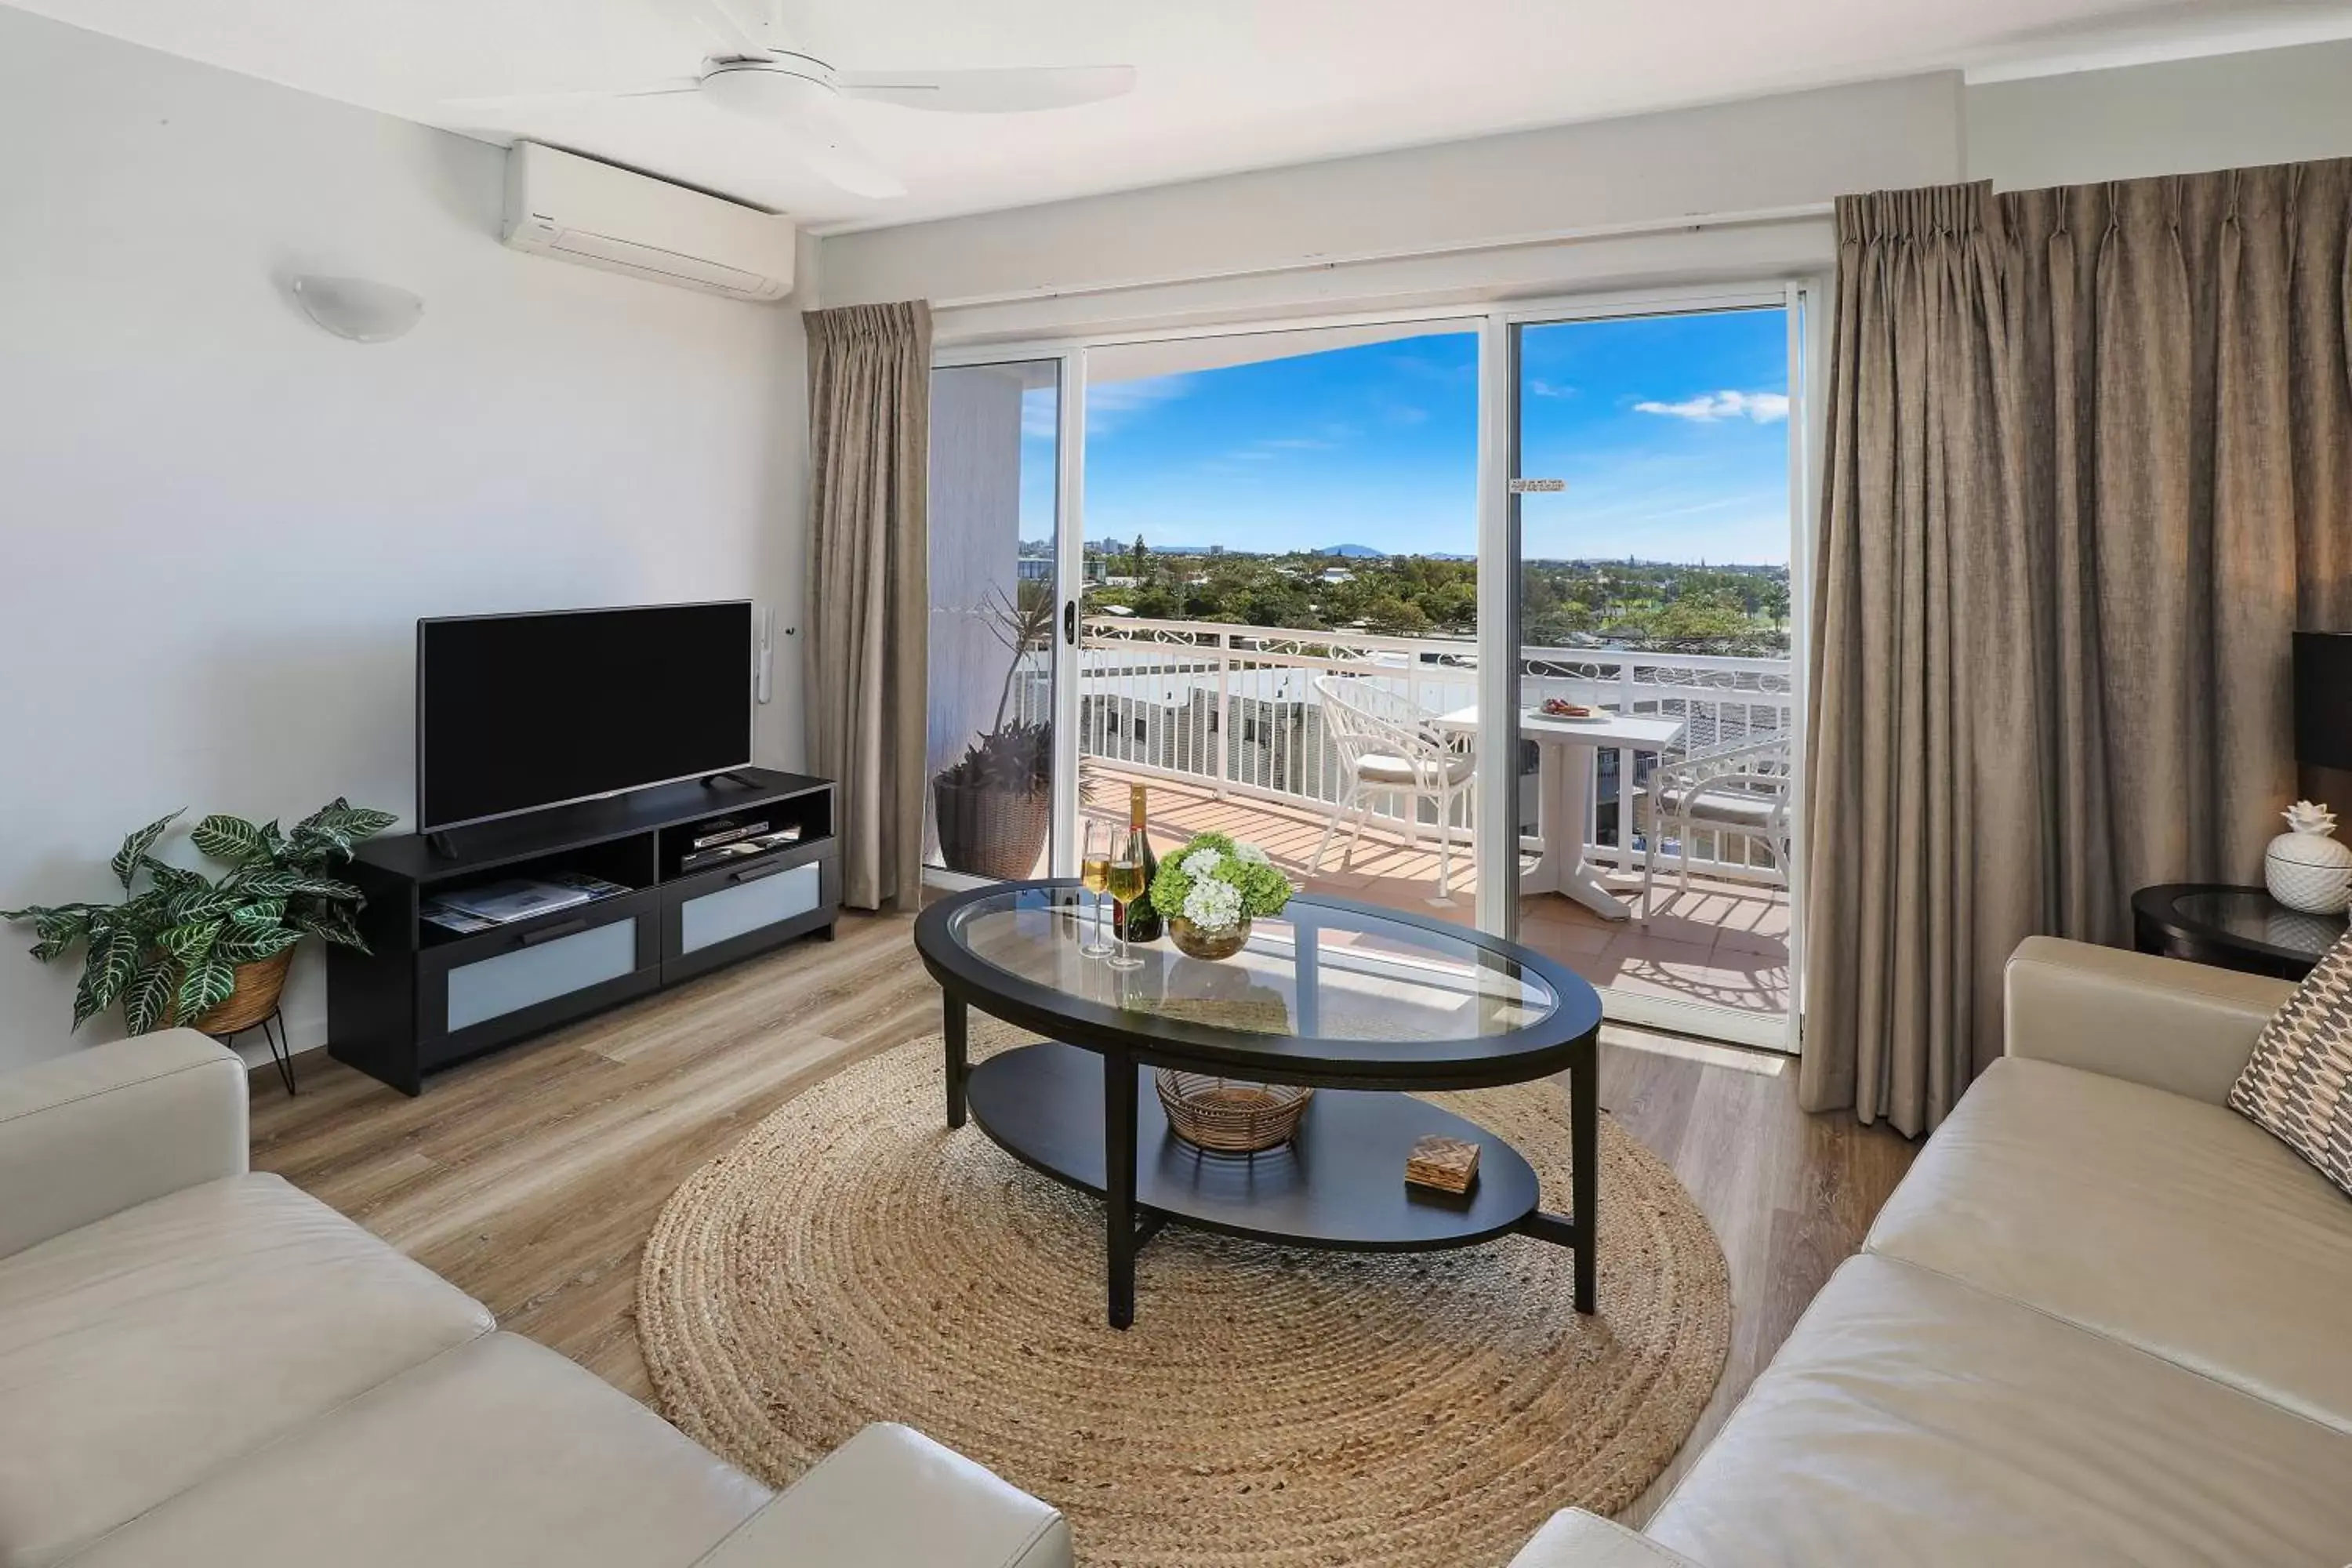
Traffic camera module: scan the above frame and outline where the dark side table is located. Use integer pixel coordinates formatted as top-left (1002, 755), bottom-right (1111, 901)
top-left (2132, 884), bottom-right (2345, 982)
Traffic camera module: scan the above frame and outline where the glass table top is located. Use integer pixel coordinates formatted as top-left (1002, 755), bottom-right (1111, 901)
top-left (942, 885), bottom-right (1562, 1045)
top-left (2169, 889), bottom-right (2347, 958)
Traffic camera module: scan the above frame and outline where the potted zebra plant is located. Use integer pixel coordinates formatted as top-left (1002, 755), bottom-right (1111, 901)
top-left (2, 799), bottom-right (395, 1036)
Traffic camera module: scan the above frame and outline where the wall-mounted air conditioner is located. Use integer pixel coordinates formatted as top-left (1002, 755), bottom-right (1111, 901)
top-left (501, 142), bottom-right (796, 303)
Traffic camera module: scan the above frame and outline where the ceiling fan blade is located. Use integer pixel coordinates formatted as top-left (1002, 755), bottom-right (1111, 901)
top-left (772, 100), bottom-right (906, 198)
top-left (835, 64), bottom-right (1135, 114)
top-left (443, 80), bottom-right (700, 111)
top-left (680, 0), bottom-right (770, 56)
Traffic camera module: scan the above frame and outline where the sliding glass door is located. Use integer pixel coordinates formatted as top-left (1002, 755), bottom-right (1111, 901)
top-left (1502, 299), bottom-right (1802, 1047)
top-left (1074, 321), bottom-right (1490, 927)
top-left (923, 287), bottom-right (1815, 1050)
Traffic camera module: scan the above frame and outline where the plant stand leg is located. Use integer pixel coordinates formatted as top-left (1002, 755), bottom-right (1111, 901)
top-left (263, 1008), bottom-right (297, 1096)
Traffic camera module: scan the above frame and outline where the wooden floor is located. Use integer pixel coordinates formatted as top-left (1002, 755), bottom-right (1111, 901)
top-left (251, 909), bottom-right (1915, 1525)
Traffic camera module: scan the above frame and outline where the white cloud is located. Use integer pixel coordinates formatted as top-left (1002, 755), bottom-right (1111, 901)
top-left (1084, 374), bottom-right (1192, 437)
top-left (1633, 390), bottom-right (1790, 424)
top-left (1020, 388), bottom-right (1058, 439)
top-left (1527, 378), bottom-right (1577, 399)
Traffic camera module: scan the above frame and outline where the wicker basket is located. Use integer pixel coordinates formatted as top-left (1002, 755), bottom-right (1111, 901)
top-left (1155, 1070), bottom-right (1312, 1153)
top-left (190, 949), bottom-right (295, 1036)
top-left (933, 779), bottom-right (1052, 880)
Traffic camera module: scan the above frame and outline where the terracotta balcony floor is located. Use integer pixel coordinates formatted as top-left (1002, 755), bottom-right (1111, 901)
top-left (1080, 762), bottom-right (1789, 1025)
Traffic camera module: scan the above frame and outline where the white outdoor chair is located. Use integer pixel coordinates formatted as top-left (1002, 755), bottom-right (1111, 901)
top-left (1310, 675), bottom-right (1475, 901)
top-left (1641, 735), bottom-right (1794, 907)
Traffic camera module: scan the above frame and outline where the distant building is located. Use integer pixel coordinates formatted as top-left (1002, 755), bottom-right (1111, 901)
top-left (1017, 557), bottom-right (1108, 584)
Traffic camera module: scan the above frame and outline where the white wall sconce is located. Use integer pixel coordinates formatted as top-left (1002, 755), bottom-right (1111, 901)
top-left (290, 275), bottom-right (425, 343)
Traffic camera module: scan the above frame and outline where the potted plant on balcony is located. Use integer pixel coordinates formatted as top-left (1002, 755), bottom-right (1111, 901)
top-left (934, 580), bottom-right (1056, 879)
top-left (2, 799), bottom-right (395, 1036)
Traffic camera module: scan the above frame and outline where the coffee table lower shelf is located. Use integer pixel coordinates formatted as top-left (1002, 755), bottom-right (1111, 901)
top-left (967, 1041), bottom-right (1546, 1264)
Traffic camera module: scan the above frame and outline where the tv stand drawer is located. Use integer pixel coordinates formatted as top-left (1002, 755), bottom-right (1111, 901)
top-left (418, 890), bottom-right (660, 1066)
top-left (661, 838), bottom-right (839, 982)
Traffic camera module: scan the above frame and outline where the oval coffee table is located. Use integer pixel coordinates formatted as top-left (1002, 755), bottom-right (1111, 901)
top-left (913, 881), bottom-right (1604, 1329)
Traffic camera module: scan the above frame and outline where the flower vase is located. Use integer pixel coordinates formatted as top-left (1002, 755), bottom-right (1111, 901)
top-left (1169, 915), bottom-right (1252, 960)
top-left (2265, 800), bottom-right (2352, 914)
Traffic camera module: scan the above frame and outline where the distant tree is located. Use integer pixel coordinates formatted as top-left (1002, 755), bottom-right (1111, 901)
top-left (1360, 596), bottom-right (1432, 637)
top-left (1424, 582), bottom-right (1478, 630)
top-left (1131, 535), bottom-right (1149, 579)
top-left (1759, 579), bottom-right (1791, 631)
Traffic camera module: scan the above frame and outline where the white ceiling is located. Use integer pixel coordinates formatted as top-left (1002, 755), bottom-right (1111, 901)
top-left (13, 0), bottom-right (2352, 231)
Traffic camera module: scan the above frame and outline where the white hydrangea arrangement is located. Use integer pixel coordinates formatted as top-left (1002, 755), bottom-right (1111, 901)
top-left (1149, 831), bottom-right (1294, 934)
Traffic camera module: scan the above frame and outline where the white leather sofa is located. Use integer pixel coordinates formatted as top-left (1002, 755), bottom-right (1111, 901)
top-left (0, 1030), bottom-right (1072, 1568)
top-left (1513, 936), bottom-right (2352, 1567)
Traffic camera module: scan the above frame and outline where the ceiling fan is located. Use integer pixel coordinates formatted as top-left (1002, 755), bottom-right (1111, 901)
top-left (444, 0), bottom-right (1136, 201)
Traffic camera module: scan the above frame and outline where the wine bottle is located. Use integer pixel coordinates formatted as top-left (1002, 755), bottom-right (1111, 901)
top-left (1116, 783), bottom-right (1163, 943)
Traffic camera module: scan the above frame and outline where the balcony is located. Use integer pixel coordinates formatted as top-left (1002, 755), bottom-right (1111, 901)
top-left (1064, 617), bottom-right (1794, 1033)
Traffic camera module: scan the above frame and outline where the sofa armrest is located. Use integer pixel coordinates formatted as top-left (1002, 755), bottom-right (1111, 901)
top-left (2004, 937), bottom-right (2293, 1105)
top-left (1508, 1510), bottom-right (1704, 1568)
top-left (0, 1029), bottom-right (248, 1259)
top-left (691, 1424), bottom-right (1070, 1568)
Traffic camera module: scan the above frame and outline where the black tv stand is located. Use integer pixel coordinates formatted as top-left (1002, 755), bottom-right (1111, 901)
top-left (328, 768), bottom-right (839, 1095)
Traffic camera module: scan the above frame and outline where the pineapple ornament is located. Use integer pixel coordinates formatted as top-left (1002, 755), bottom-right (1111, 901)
top-left (2264, 800), bottom-right (2352, 914)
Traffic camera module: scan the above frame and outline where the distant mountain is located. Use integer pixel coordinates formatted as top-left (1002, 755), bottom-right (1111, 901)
top-left (1316, 543), bottom-right (1385, 558)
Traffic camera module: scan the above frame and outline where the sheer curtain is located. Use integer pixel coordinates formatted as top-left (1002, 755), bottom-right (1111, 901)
top-left (804, 301), bottom-right (933, 911)
top-left (1803, 164), bottom-right (2352, 1135)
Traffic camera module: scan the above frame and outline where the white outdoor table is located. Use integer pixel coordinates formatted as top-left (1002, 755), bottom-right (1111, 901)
top-left (1435, 704), bottom-right (1687, 920)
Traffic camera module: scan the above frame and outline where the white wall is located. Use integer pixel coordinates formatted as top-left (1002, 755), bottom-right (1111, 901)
top-left (819, 74), bottom-right (1965, 340)
top-left (0, 8), bottom-right (810, 1070)
top-left (1965, 41), bottom-right (2352, 191)
top-left (820, 41), bottom-right (2352, 344)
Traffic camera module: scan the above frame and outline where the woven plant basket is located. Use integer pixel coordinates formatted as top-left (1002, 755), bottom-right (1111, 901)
top-left (1155, 1070), bottom-right (1313, 1154)
top-left (189, 948), bottom-right (294, 1035)
top-left (933, 779), bottom-right (1051, 880)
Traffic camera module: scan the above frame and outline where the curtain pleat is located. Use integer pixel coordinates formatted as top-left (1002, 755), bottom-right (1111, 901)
top-left (804, 301), bottom-right (933, 911)
top-left (1803, 162), bottom-right (2352, 1136)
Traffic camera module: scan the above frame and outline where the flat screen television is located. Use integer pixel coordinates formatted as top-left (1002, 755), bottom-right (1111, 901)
top-left (418, 602), bottom-right (753, 833)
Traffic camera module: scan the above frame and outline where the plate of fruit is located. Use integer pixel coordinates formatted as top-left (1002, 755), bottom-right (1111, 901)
top-left (1535, 698), bottom-right (1609, 722)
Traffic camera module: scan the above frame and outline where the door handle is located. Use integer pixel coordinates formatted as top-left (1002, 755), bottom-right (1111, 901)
top-left (730, 861), bottom-right (786, 884)
top-left (1062, 600), bottom-right (1077, 647)
top-left (520, 916), bottom-right (591, 947)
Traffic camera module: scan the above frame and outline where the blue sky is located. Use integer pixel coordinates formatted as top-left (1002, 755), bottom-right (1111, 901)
top-left (1018, 306), bottom-right (1791, 565)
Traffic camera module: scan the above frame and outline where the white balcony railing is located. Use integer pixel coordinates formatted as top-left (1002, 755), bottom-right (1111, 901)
top-left (1029, 617), bottom-right (1795, 884)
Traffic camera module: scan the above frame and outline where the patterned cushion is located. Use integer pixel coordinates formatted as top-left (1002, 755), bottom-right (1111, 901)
top-left (2230, 933), bottom-right (2352, 1197)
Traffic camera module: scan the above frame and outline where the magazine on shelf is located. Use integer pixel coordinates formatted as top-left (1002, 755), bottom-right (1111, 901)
top-left (419, 903), bottom-right (500, 935)
top-left (426, 872), bottom-right (633, 931)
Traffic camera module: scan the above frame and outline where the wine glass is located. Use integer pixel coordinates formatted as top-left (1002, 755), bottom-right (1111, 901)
top-left (1078, 820), bottom-right (1116, 959)
top-left (1102, 825), bottom-right (1149, 972)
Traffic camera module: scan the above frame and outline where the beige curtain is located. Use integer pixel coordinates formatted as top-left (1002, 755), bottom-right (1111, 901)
top-left (1803, 164), bottom-right (2352, 1136)
top-left (804, 301), bottom-right (933, 911)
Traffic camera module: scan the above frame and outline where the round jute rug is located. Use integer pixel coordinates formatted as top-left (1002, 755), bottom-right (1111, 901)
top-left (638, 1020), bottom-right (1729, 1568)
